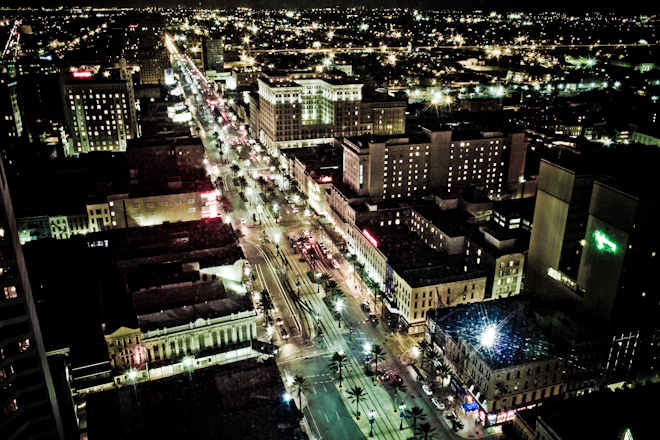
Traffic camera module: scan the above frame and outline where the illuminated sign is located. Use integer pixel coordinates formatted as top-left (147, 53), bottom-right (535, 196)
top-left (624, 428), bottom-right (634, 440)
top-left (594, 230), bottom-right (617, 253)
top-left (73, 71), bottom-right (93, 78)
top-left (7, 81), bottom-right (17, 87)
top-left (201, 192), bottom-right (219, 219)
top-left (39, 54), bottom-right (52, 61)
top-left (318, 176), bottom-right (333, 183)
top-left (362, 229), bottom-right (378, 248)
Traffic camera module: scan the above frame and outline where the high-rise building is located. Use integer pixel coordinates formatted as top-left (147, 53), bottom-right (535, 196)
top-left (203, 38), bottom-right (224, 72)
top-left (249, 71), bottom-right (406, 153)
top-left (0, 158), bottom-right (65, 440)
top-left (342, 128), bottom-right (526, 200)
top-left (61, 60), bottom-right (137, 155)
top-left (120, 13), bottom-right (168, 85)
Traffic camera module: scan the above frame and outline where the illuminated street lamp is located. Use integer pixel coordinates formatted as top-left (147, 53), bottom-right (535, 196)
top-left (480, 325), bottom-right (498, 348)
top-left (183, 356), bottom-right (195, 381)
top-left (399, 403), bottom-right (407, 430)
top-left (267, 325), bottom-right (274, 343)
top-left (369, 409), bottom-right (377, 437)
top-left (411, 346), bottom-right (421, 366)
top-left (335, 299), bottom-right (344, 328)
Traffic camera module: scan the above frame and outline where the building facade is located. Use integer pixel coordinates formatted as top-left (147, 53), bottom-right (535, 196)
top-left (61, 61), bottom-right (138, 154)
top-left (0, 159), bottom-right (65, 439)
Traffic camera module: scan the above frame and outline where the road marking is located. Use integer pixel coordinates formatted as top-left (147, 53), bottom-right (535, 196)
top-left (336, 411), bottom-right (340, 420)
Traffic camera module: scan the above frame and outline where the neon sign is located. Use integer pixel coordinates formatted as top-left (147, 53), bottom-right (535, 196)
top-left (318, 176), bottom-right (333, 183)
top-left (594, 230), bottom-right (617, 254)
top-left (73, 71), bottom-right (93, 78)
top-left (362, 229), bottom-right (378, 248)
top-left (201, 192), bottom-right (219, 219)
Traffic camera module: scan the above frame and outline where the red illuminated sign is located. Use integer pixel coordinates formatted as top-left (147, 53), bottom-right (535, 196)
top-left (362, 229), bottom-right (378, 248)
top-left (73, 71), bottom-right (93, 78)
top-left (318, 176), bottom-right (333, 183)
top-left (201, 192), bottom-right (219, 219)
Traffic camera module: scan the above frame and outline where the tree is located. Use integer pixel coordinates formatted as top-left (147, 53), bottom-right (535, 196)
top-left (389, 380), bottom-right (407, 412)
top-left (326, 280), bottom-right (342, 302)
top-left (347, 386), bottom-right (366, 420)
top-left (371, 344), bottom-right (387, 374)
top-left (237, 176), bottom-right (248, 192)
top-left (258, 290), bottom-right (274, 322)
top-left (291, 374), bottom-right (311, 409)
top-left (329, 352), bottom-right (347, 388)
top-left (299, 192), bottom-right (309, 206)
top-left (319, 273), bottom-right (331, 287)
top-left (416, 423), bottom-right (437, 440)
top-left (230, 163), bottom-right (240, 177)
top-left (406, 406), bottom-right (427, 438)
top-left (419, 340), bottom-right (432, 368)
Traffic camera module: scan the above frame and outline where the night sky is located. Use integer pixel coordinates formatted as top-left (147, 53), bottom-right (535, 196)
top-left (8, 0), bottom-right (660, 14)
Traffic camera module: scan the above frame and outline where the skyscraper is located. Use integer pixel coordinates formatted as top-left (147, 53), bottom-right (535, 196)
top-left (203, 38), bottom-right (224, 72)
top-left (0, 158), bottom-right (65, 440)
top-left (61, 60), bottom-right (137, 155)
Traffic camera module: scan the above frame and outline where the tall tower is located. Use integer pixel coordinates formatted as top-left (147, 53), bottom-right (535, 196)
top-left (203, 38), bottom-right (224, 71)
top-left (0, 158), bottom-right (64, 439)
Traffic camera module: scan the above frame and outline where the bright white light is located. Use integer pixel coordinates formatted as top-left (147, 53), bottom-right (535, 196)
top-left (183, 357), bottom-right (194, 367)
top-left (412, 346), bottom-right (421, 358)
top-left (335, 299), bottom-right (344, 312)
top-left (283, 392), bottom-right (292, 402)
top-left (127, 370), bottom-right (138, 380)
top-left (480, 325), bottom-right (498, 348)
top-left (364, 343), bottom-right (372, 354)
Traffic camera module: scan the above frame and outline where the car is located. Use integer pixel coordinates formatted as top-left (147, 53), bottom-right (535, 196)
top-left (368, 314), bottom-right (379, 324)
top-left (431, 397), bottom-right (445, 411)
top-left (275, 317), bottom-right (284, 326)
top-left (422, 384), bottom-right (433, 396)
top-left (361, 303), bottom-right (370, 312)
top-left (390, 372), bottom-right (403, 384)
top-left (331, 259), bottom-right (340, 269)
top-left (240, 218), bottom-right (246, 225)
top-left (280, 328), bottom-right (289, 340)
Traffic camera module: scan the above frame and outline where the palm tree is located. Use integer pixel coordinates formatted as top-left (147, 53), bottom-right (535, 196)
top-left (371, 344), bottom-right (387, 374)
top-left (418, 340), bottom-right (432, 368)
top-left (291, 374), bottom-right (311, 409)
top-left (416, 423), bottom-right (437, 440)
top-left (258, 290), bottom-right (274, 322)
top-left (329, 352), bottom-right (347, 388)
top-left (237, 176), bottom-right (248, 192)
top-left (319, 273), bottom-right (331, 287)
top-left (389, 380), bottom-right (407, 412)
top-left (326, 279), bottom-right (340, 301)
top-left (347, 386), bottom-right (366, 420)
top-left (230, 163), bottom-right (240, 177)
top-left (406, 406), bottom-right (427, 438)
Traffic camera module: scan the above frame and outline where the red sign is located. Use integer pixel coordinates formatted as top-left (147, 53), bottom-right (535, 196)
top-left (201, 192), bottom-right (219, 219)
top-left (318, 176), bottom-right (333, 183)
top-left (73, 71), bottom-right (93, 78)
top-left (363, 229), bottom-right (378, 248)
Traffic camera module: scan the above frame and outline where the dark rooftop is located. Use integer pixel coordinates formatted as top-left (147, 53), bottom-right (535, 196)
top-left (431, 297), bottom-right (563, 370)
top-left (85, 357), bottom-right (300, 440)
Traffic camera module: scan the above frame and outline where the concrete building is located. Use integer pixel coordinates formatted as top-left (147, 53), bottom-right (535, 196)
top-left (342, 128), bottom-right (526, 201)
top-left (0, 158), bottom-right (65, 439)
top-left (249, 71), bottom-right (406, 153)
top-left (203, 38), bottom-right (224, 72)
top-left (61, 60), bottom-right (138, 154)
top-left (527, 150), bottom-right (660, 388)
top-left (427, 298), bottom-right (568, 426)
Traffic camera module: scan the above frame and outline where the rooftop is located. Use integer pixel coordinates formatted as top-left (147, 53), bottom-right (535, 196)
top-left (431, 297), bottom-right (563, 370)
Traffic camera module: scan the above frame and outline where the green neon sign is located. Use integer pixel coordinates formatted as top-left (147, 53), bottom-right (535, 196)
top-left (594, 230), bottom-right (617, 253)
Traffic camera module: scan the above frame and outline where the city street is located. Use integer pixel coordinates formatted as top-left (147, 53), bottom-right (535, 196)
top-left (168, 41), bottom-right (468, 440)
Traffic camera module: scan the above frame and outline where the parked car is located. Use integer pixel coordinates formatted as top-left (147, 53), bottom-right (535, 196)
top-left (431, 397), bottom-right (445, 411)
top-left (368, 314), bottom-right (379, 324)
top-left (280, 328), bottom-right (289, 340)
top-left (275, 317), bottom-right (284, 326)
top-left (331, 259), bottom-right (340, 269)
top-left (422, 384), bottom-right (433, 396)
top-left (361, 303), bottom-right (371, 312)
top-left (240, 218), bottom-right (246, 225)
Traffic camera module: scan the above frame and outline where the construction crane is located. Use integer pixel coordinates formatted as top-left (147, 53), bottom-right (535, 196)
top-left (2, 19), bottom-right (21, 60)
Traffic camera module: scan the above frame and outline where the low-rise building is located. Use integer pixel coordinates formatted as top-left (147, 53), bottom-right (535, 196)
top-left (427, 298), bottom-right (569, 426)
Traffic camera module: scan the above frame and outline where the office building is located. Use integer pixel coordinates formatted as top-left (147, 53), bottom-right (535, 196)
top-left (61, 60), bottom-right (138, 154)
top-left (203, 37), bottom-right (224, 72)
top-left (0, 158), bottom-right (65, 439)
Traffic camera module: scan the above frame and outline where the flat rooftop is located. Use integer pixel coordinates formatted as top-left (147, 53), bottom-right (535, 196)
top-left (431, 297), bottom-right (563, 370)
top-left (134, 280), bottom-right (253, 332)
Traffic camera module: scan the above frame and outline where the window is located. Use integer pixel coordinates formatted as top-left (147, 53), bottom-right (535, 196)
top-left (4, 286), bottom-right (17, 299)
top-left (188, 198), bottom-right (195, 204)
top-left (174, 200), bottom-right (182, 205)
top-left (133, 204), bottom-right (140, 209)
top-left (189, 207), bottom-right (196, 212)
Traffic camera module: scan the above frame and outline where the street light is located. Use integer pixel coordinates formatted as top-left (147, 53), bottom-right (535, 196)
top-left (412, 346), bottom-right (421, 366)
top-left (267, 325), bottom-right (274, 343)
top-left (183, 356), bottom-right (195, 381)
top-left (369, 409), bottom-right (377, 437)
top-left (335, 299), bottom-right (344, 328)
top-left (399, 403), bottom-right (407, 430)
